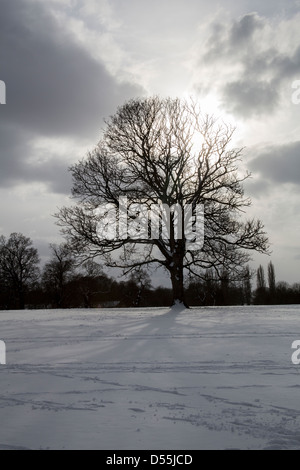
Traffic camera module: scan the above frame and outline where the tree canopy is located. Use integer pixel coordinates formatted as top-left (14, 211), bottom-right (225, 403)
top-left (57, 96), bottom-right (269, 307)
top-left (0, 232), bottom-right (40, 309)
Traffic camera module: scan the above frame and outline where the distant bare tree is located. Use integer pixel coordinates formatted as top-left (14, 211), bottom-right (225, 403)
top-left (254, 264), bottom-right (268, 304)
top-left (0, 233), bottom-right (40, 309)
top-left (128, 268), bottom-right (152, 307)
top-left (268, 261), bottom-right (276, 302)
top-left (57, 96), bottom-right (269, 307)
top-left (42, 243), bottom-right (75, 308)
top-left (74, 260), bottom-right (111, 308)
top-left (242, 265), bottom-right (252, 305)
top-left (257, 265), bottom-right (266, 290)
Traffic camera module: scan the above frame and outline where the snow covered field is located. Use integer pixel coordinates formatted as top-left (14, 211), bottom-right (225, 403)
top-left (0, 305), bottom-right (300, 450)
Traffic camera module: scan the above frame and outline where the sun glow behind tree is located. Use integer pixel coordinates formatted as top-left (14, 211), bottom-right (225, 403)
top-left (57, 96), bottom-right (269, 307)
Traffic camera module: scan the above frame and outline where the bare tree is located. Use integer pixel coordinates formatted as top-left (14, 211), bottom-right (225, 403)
top-left (42, 243), bottom-right (75, 308)
top-left (74, 260), bottom-right (111, 308)
top-left (268, 261), bottom-right (276, 304)
top-left (0, 233), bottom-right (40, 309)
top-left (254, 264), bottom-right (268, 304)
top-left (268, 261), bottom-right (276, 290)
top-left (127, 268), bottom-right (152, 307)
top-left (257, 265), bottom-right (266, 290)
top-left (242, 265), bottom-right (252, 305)
top-left (57, 97), bottom-right (269, 307)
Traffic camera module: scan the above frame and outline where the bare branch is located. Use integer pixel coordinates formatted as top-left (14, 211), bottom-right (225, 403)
top-left (56, 96), bottom-right (270, 307)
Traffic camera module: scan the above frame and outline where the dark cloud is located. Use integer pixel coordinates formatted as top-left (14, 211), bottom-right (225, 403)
top-left (0, 121), bottom-right (73, 193)
top-left (270, 46), bottom-right (300, 82)
top-left (221, 43), bottom-right (300, 117)
top-left (204, 13), bottom-right (262, 62)
top-left (0, 0), bottom-right (143, 137)
top-left (23, 158), bottom-right (73, 195)
top-left (229, 12), bottom-right (263, 46)
top-left (0, 0), bottom-right (144, 192)
top-left (249, 141), bottom-right (300, 186)
top-left (0, 122), bottom-right (34, 183)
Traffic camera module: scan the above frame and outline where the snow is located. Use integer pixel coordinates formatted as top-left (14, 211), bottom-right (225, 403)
top-left (0, 305), bottom-right (300, 450)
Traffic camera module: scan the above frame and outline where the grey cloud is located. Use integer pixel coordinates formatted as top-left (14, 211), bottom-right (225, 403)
top-left (229, 12), bottom-right (263, 46)
top-left (242, 45), bottom-right (300, 85)
top-left (22, 158), bottom-right (73, 195)
top-left (0, 0), bottom-right (143, 138)
top-left (200, 12), bottom-right (300, 118)
top-left (249, 141), bottom-right (300, 186)
top-left (225, 0), bottom-right (300, 18)
top-left (204, 12), bottom-right (263, 62)
top-left (0, 122), bottom-right (72, 193)
top-left (0, 123), bottom-right (34, 185)
top-left (222, 79), bottom-right (279, 117)
top-left (244, 177), bottom-right (272, 198)
top-left (0, 0), bottom-right (144, 193)
top-left (270, 46), bottom-right (300, 82)
top-left (221, 44), bottom-right (300, 117)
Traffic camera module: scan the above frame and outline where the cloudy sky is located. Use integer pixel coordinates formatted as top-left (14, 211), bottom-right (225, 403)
top-left (1, 0), bottom-right (300, 286)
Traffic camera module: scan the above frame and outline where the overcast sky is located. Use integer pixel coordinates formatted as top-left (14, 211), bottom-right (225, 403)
top-left (1, 0), bottom-right (300, 286)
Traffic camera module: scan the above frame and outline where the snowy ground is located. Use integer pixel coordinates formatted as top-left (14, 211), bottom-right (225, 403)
top-left (0, 305), bottom-right (300, 450)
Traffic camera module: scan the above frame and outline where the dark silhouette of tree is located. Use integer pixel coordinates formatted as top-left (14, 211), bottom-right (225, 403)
top-left (268, 261), bottom-right (276, 303)
top-left (242, 265), bottom-right (252, 305)
top-left (291, 283), bottom-right (300, 304)
top-left (148, 286), bottom-right (173, 307)
top-left (42, 243), bottom-right (75, 308)
top-left (186, 269), bottom-right (245, 306)
top-left (127, 269), bottom-right (152, 307)
top-left (254, 264), bottom-right (267, 304)
top-left (220, 269), bottom-right (230, 305)
top-left (0, 233), bottom-right (40, 309)
top-left (202, 269), bottom-right (218, 305)
top-left (72, 260), bottom-right (112, 308)
top-left (276, 281), bottom-right (290, 304)
top-left (56, 96), bottom-right (269, 308)
top-left (257, 264), bottom-right (266, 289)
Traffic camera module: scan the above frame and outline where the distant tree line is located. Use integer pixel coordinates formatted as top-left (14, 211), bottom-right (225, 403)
top-left (252, 262), bottom-right (300, 305)
top-left (0, 233), bottom-right (299, 309)
top-left (0, 233), bottom-right (173, 310)
top-left (186, 262), bottom-right (300, 306)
